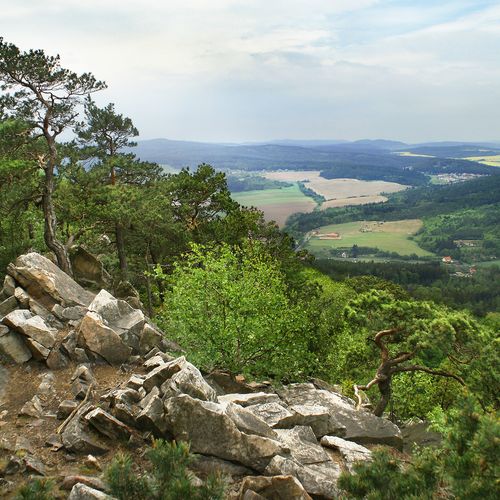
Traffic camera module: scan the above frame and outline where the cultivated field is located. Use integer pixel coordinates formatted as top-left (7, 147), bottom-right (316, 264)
top-left (306, 219), bottom-right (432, 257)
top-left (263, 171), bottom-right (406, 209)
top-left (232, 184), bottom-right (316, 226)
top-left (464, 154), bottom-right (500, 167)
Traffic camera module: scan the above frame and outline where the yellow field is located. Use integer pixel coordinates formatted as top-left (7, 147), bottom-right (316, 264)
top-left (464, 154), bottom-right (500, 167)
top-left (263, 171), bottom-right (406, 209)
top-left (397, 151), bottom-right (435, 158)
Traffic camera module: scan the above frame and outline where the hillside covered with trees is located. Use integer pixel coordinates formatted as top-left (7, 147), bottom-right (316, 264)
top-left (0, 39), bottom-right (498, 498)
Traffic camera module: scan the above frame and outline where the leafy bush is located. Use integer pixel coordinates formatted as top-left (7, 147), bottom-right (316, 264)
top-left (338, 398), bottom-right (499, 499)
top-left (105, 440), bottom-right (225, 500)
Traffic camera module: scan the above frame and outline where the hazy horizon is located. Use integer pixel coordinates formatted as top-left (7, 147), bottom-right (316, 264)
top-left (1, 0), bottom-right (500, 143)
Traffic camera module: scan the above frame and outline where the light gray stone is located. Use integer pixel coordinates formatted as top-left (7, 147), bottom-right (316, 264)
top-left (239, 475), bottom-right (312, 500)
top-left (275, 426), bottom-right (332, 466)
top-left (0, 329), bottom-right (32, 363)
top-left (320, 435), bottom-right (372, 472)
top-left (264, 455), bottom-right (340, 499)
top-left (68, 483), bottom-right (112, 500)
top-left (142, 356), bottom-right (187, 392)
top-left (3, 310), bottom-right (56, 349)
top-left (2, 275), bottom-right (16, 297)
top-left (139, 323), bottom-right (164, 354)
top-left (78, 311), bottom-right (131, 364)
top-left (279, 383), bottom-right (402, 449)
top-left (14, 287), bottom-right (30, 307)
top-left (218, 392), bottom-right (281, 407)
top-left (160, 362), bottom-right (217, 402)
top-left (0, 296), bottom-right (19, 317)
top-left (85, 408), bottom-right (132, 441)
top-left (165, 394), bottom-right (286, 472)
top-left (7, 252), bottom-right (95, 308)
top-left (136, 395), bottom-right (166, 436)
top-left (245, 402), bottom-right (295, 428)
top-left (224, 402), bottom-right (278, 439)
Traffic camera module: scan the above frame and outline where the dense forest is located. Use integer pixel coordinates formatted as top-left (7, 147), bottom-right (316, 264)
top-left (0, 38), bottom-right (498, 498)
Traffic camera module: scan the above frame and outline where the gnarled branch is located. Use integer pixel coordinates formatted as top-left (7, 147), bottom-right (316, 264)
top-left (391, 364), bottom-right (465, 385)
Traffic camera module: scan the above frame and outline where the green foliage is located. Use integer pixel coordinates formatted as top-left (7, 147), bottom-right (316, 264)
top-left (105, 440), bottom-right (225, 500)
top-left (156, 241), bottom-right (316, 379)
top-left (15, 478), bottom-right (54, 500)
top-left (339, 398), bottom-right (499, 499)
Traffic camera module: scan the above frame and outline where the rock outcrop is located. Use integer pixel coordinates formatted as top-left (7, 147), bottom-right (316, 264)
top-left (0, 252), bottom-right (403, 499)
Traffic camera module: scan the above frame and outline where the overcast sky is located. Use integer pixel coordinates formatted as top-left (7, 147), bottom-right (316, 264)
top-left (2, 0), bottom-right (500, 143)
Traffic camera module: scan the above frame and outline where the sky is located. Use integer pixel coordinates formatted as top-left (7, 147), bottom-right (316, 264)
top-left (1, 0), bottom-right (500, 143)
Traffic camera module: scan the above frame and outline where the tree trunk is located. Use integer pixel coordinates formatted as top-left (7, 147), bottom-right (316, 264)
top-left (115, 223), bottom-right (128, 279)
top-left (42, 141), bottom-right (73, 276)
top-left (373, 377), bottom-right (392, 417)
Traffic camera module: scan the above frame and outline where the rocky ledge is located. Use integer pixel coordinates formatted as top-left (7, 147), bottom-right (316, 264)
top-left (0, 253), bottom-right (402, 499)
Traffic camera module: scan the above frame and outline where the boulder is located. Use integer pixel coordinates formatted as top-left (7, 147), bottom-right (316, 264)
top-left (138, 323), bottom-right (164, 354)
top-left (264, 455), bottom-right (340, 499)
top-left (68, 483), bottom-right (112, 500)
top-left (165, 394), bottom-right (286, 471)
top-left (19, 396), bottom-right (44, 418)
top-left (191, 455), bottom-right (253, 482)
top-left (14, 287), bottom-right (30, 307)
top-left (245, 402), bottom-right (295, 428)
top-left (7, 252), bottom-right (95, 308)
top-left (224, 403), bottom-right (278, 439)
top-left (285, 404), bottom-right (346, 438)
top-left (61, 404), bottom-right (109, 455)
top-left (275, 427), bottom-right (332, 466)
top-left (62, 475), bottom-right (107, 492)
top-left (320, 435), bottom-right (372, 472)
top-left (70, 246), bottom-right (111, 289)
top-left (78, 311), bottom-right (131, 364)
top-left (136, 395), bottom-right (166, 436)
top-left (85, 408), bottom-right (133, 441)
top-left (160, 362), bottom-right (217, 402)
top-left (58, 400), bottom-right (79, 420)
top-left (0, 328), bottom-right (32, 363)
top-left (218, 392), bottom-right (281, 407)
top-left (88, 289), bottom-right (145, 338)
top-left (279, 384), bottom-right (402, 449)
top-left (25, 337), bottom-right (51, 360)
top-left (2, 275), bottom-right (16, 297)
top-left (0, 296), bottom-right (19, 317)
top-left (142, 356), bottom-right (187, 392)
top-left (3, 310), bottom-right (56, 350)
top-left (239, 475), bottom-right (312, 500)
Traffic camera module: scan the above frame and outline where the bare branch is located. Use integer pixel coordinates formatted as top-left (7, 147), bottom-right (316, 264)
top-left (391, 365), bottom-right (465, 385)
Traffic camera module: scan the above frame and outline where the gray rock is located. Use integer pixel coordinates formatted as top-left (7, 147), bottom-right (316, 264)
top-left (275, 426), bottom-right (332, 466)
top-left (279, 383), bottom-right (402, 449)
top-left (19, 396), bottom-right (44, 418)
top-left (0, 296), bottom-right (19, 317)
top-left (239, 475), bottom-right (312, 500)
top-left (68, 483), bottom-right (112, 500)
top-left (218, 392), bottom-right (281, 407)
top-left (320, 435), bottom-right (372, 472)
top-left (3, 310), bottom-right (56, 350)
top-left (2, 275), bottom-right (16, 297)
top-left (142, 356), bottom-right (186, 392)
top-left (126, 374), bottom-right (144, 391)
top-left (78, 311), bottom-right (131, 364)
top-left (136, 395), bottom-right (166, 436)
top-left (63, 306), bottom-right (88, 321)
top-left (58, 400), bottom-right (79, 420)
top-left (191, 455), bottom-right (254, 482)
top-left (285, 404), bottom-right (346, 438)
top-left (62, 475), bottom-right (107, 492)
top-left (139, 323), bottom-right (164, 354)
top-left (103, 388), bottom-right (140, 406)
top-left (138, 386), bottom-right (160, 409)
top-left (24, 455), bottom-right (47, 476)
top-left (160, 362), bottom-right (217, 402)
top-left (165, 394), bottom-right (286, 472)
top-left (113, 403), bottom-right (138, 428)
top-left (14, 287), bottom-right (30, 307)
top-left (7, 252), bottom-right (95, 308)
top-left (46, 348), bottom-right (69, 370)
top-left (85, 408), bottom-right (132, 441)
top-left (61, 403), bottom-right (109, 455)
top-left (143, 353), bottom-right (174, 371)
top-left (245, 402), bottom-right (295, 428)
top-left (25, 337), bottom-right (51, 360)
top-left (0, 328), bottom-right (32, 363)
top-left (70, 246), bottom-right (111, 289)
top-left (264, 455), bottom-right (340, 499)
top-left (224, 402), bottom-right (278, 439)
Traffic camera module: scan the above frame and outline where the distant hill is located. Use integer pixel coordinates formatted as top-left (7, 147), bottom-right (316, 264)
top-left (129, 138), bottom-right (497, 185)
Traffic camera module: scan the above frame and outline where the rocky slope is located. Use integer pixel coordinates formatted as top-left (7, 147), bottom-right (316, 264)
top-left (0, 253), bottom-right (402, 499)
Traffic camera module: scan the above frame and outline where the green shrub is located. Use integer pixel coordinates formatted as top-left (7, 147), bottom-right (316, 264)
top-left (15, 479), bottom-right (55, 500)
top-left (105, 440), bottom-right (225, 500)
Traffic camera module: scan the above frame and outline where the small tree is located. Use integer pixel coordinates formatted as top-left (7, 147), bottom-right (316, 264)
top-left (156, 241), bottom-right (314, 379)
top-left (0, 38), bottom-right (105, 274)
top-left (345, 290), bottom-right (477, 416)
